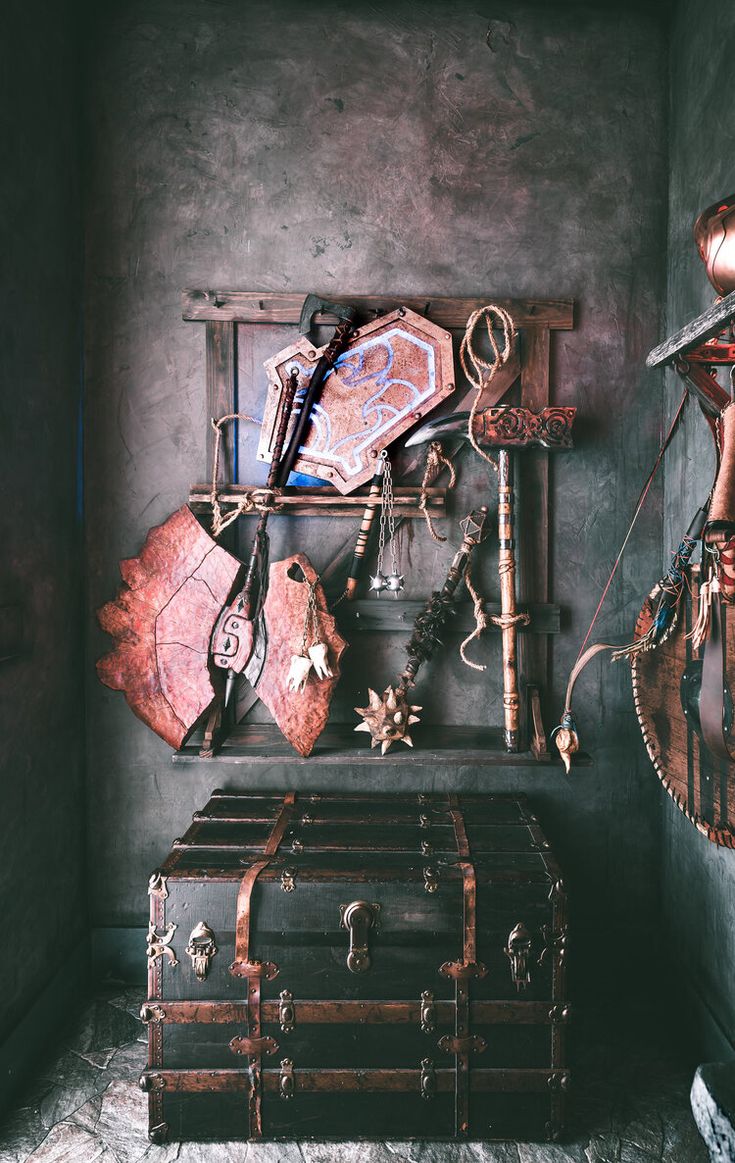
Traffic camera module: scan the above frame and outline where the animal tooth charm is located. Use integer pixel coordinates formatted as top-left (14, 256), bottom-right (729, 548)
top-left (354, 685), bottom-right (422, 755)
top-left (287, 654), bottom-right (313, 693)
top-left (371, 451), bottom-right (405, 598)
top-left (308, 642), bottom-right (333, 680)
top-left (553, 711), bottom-right (579, 776)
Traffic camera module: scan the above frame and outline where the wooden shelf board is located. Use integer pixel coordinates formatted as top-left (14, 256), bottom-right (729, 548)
top-left (173, 724), bottom-right (591, 767)
top-left (182, 291), bottom-right (574, 330)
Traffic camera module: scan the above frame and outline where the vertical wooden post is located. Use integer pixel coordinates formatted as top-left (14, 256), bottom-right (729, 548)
top-left (519, 326), bottom-right (551, 756)
top-left (205, 321), bottom-right (237, 482)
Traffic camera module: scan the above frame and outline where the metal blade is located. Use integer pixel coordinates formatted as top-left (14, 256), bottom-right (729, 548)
top-left (404, 412), bottom-right (472, 447)
top-left (243, 613), bottom-right (268, 690)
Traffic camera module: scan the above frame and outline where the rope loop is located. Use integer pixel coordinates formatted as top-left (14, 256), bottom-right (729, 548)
top-left (459, 305), bottom-right (517, 473)
top-left (209, 412), bottom-right (262, 537)
top-left (419, 441), bottom-right (457, 542)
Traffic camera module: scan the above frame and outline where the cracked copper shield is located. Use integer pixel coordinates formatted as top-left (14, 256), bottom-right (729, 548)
top-left (257, 307), bottom-right (455, 493)
top-left (96, 506), bottom-right (242, 749)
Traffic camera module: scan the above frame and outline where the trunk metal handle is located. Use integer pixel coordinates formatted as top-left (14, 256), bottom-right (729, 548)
top-left (339, 900), bottom-right (380, 973)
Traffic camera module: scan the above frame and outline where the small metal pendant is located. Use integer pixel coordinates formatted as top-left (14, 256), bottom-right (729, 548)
top-left (369, 571), bottom-right (388, 594)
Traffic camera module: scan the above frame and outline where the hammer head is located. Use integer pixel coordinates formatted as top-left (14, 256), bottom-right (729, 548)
top-left (299, 293), bottom-right (357, 343)
top-left (405, 406), bottom-right (576, 451)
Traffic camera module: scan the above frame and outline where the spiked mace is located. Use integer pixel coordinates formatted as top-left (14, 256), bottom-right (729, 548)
top-left (355, 506), bottom-right (488, 754)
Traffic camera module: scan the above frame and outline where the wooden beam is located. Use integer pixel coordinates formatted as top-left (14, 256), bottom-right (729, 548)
top-left (183, 291), bottom-right (574, 330)
top-left (189, 484), bottom-right (445, 519)
top-left (647, 288), bottom-right (735, 367)
top-left (338, 600), bottom-right (560, 635)
top-left (205, 321), bottom-right (236, 480)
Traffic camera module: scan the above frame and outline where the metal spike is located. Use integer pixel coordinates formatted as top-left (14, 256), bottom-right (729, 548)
top-left (224, 669), bottom-right (236, 708)
top-left (354, 722), bottom-right (372, 734)
top-left (386, 688), bottom-right (397, 711)
top-left (402, 735), bottom-right (414, 748)
top-left (381, 739), bottom-right (392, 755)
top-left (368, 689), bottom-right (382, 709)
top-left (408, 715), bottom-right (421, 725)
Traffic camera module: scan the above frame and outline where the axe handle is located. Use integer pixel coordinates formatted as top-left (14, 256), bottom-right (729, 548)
top-left (345, 464), bottom-right (384, 599)
top-left (239, 368), bottom-right (299, 620)
top-left (497, 450), bottom-right (522, 752)
top-left (277, 313), bottom-right (355, 486)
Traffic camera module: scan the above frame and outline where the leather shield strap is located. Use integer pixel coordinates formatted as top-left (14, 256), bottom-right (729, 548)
top-left (700, 598), bottom-right (735, 763)
top-left (230, 791), bottom-right (296, 1138)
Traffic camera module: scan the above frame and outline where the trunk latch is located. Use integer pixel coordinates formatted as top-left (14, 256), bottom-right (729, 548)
top-left (339, 901), bottom-right (380, 973)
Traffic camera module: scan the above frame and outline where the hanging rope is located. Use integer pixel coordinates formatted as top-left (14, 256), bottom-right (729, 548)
top-left (419, 441), bottom-right (457, 542)
top-left (209, 413), bottom-right (277, 538)
top-left (459, 305), bottom-right (517, 472)
top-left (460, 563), bottom-right (490, 670)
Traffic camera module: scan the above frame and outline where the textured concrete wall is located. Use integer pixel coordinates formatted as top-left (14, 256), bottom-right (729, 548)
top-left (0, 3), bottom-right (84, 1041)
top-left (661, 0), bottom-right (735, 1055)
top-left (84, 0), bottom-right (669, 970)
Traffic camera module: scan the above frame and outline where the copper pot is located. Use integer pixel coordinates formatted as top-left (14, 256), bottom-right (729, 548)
top-left (694, 194), bottom-right (735, 295)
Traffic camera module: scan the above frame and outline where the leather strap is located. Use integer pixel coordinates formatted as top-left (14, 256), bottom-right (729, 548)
top-left (230, 791), bottom-right (296, 1138)
top-left (701, 597), bottom-right (734, 762)
top-left (447, 796), bottom-right (477, 1137)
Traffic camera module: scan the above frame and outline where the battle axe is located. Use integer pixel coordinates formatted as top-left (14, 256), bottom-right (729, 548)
top-left (406, 405), bottom-right (575, 750)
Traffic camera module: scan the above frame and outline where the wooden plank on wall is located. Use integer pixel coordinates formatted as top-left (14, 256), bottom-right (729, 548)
top-left (205, 320), bottom-right (236, 480)
top-left (184, 291), bottom-right (574, 331)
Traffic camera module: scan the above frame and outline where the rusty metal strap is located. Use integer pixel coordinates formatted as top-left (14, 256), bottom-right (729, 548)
top-left (232, 791), bottom-right (296, 969)
top-left (229, 791), bottom-right (296, 1139)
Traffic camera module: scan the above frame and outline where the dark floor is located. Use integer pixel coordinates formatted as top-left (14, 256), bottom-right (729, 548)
top-left (0, 984), bottom-right (708, 1162)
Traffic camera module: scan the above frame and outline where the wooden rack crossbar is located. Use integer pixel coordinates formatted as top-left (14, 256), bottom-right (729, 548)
top-left (183, 291), bottom-right (574, 330)
top-left (190, 484), bottom-right (446, 519)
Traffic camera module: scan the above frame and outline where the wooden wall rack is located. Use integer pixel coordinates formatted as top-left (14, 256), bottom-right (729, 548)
top-left (175, 291), bottom-right (578, 767)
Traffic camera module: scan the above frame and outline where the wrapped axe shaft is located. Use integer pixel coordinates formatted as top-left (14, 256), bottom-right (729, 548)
top-left (406, 404), bottom-right (576, 752)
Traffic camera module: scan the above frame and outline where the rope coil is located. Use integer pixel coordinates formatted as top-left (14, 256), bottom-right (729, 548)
top-left (459, 305), bottom-right (517, 471)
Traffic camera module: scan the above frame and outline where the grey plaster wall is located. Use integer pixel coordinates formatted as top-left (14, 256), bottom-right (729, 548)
top-left (84, 0), bottom-right (670, 970)
top-left (661, 0), bottom-right (735, 1056)
top-left (0, 3), bottom-right (85, 1041)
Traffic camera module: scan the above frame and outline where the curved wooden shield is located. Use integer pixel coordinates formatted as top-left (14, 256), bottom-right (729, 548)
top-left (254, 553), bottom-right (348, 757)
top-left (631, 568), bottom-right (735, 847)
top-left (97, 506), bottom-right (242, 749)
top-left (258, 307), bottom-right (455, 493)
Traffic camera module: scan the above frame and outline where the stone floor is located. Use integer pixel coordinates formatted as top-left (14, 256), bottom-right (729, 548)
top-left (0, 983), bottom-right (709, 1163)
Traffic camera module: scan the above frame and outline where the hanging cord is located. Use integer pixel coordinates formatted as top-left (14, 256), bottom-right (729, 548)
top-left (300, 578), bottom-right (321, 655)
top-left (553, 388), bottom-right (689, 769)
top-left (459, 305), bottom-right (517, 472)
top-left (209, 413), bottom-right (277, 538)
top-left (460, 563), bottom-right (490, 670)
top-left (419, 441), bottom-right (457, 542)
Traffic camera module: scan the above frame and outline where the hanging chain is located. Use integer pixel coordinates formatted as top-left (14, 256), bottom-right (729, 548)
top-left (300, 579), bottom-right (320, 655)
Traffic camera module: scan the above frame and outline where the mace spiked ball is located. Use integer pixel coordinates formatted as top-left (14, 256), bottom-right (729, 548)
top-left (354, 686), bottom-right (422, 755)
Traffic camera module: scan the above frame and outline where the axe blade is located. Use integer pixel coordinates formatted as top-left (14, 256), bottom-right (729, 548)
top-left (405, 406), bottom-right (576, 451)
top-left (299, 293), bottom-right (355, 341)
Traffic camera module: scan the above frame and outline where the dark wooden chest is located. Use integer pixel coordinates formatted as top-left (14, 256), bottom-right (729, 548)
top-left (141, 791), bottom-right (569, 1143)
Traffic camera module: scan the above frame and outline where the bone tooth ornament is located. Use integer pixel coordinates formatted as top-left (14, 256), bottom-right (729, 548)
top-left (354, 685), bottom-right (422, 754)
top-left (287, 654), bottom-right (313, 693)
top-left (308, 642), bottom-right (333, 679)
